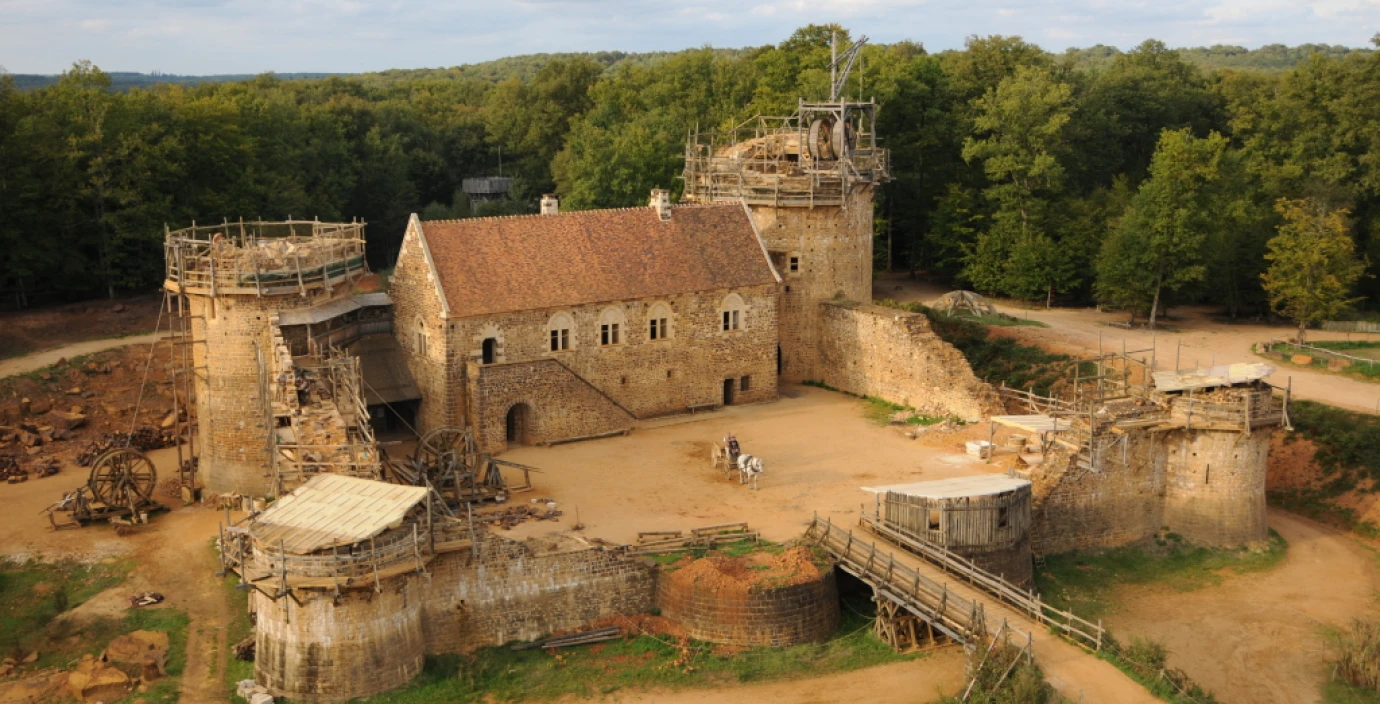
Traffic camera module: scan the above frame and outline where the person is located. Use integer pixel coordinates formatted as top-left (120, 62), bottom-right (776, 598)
top-left (724, 432), bottom-right (741, 462)
top-left (295, 372), bottom-right (311, 407)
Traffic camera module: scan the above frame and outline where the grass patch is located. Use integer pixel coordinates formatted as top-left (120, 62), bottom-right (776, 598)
top-left (0, 556), bottom-right (134, 667)
top-left (1035, 530), bottom-right (1288, 621)
top-left (802, 381), bottom-right (956, 427)
top-left (1269, 400), bottom-right (1380, 537)
top-left (948, 312), bottom-right (1049, 328)
top-left (220, 543), bottom-right (257, 704)
top-left (336, 589), bottom-right (919, 703)
top-left (1096, 633), bottom-right (1221, 704)
top-left (1325, 679), bottom-right (1380, 704)
top-left (1259, 342), bottom-right (1380, 382)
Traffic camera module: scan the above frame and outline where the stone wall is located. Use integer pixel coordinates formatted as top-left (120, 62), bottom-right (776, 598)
top-left (420, 536), bottom-right (656, 652)
top-left (815, 301), bottom-right (997, 421)
top-left (960, 537), bottom-right (1034, 589)
top-left (253, 572), bottom-right (426, 703)
top-left (655, 568), bottom-right (840, 647)
top-left (389, 217), bottom-right (458, 434)
top-left (465, 359), bottom-right (635, 453)
top-left (252, 535), bottom-right (655, 702)
top-left (1162, 428), bottom-right (1270, 546)
top-left (441, 283), bottom-right (778, 449)
top-left (747, 192), bottom-right (873, 383)
top-left (1032, 433), bottom-right (1165, 555)
top-left (1033, 426), bottom-right (1270, 554)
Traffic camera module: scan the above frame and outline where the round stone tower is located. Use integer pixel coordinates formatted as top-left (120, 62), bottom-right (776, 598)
top-left (682, 101), bottom-right (888, 382)
top-left (163, 220), bottom-right (370, 496)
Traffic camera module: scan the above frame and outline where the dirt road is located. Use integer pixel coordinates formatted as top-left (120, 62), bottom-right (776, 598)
top-left (878, 274), bottom-right (1380, 414)
top-left (1106, 510), bottom-right (1380, 704)
top-left (0, 333), bottom-right (163, 380)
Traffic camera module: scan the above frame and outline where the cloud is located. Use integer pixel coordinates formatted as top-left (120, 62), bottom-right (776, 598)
top-left (0, 0), bottom-right (1374, 74)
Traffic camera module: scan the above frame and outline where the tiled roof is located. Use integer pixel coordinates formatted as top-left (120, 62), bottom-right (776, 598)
top-left (418, 204), bottom-right (778, 317)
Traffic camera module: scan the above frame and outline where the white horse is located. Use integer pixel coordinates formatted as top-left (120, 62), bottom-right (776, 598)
top-left (736, 454), bottom-right (764, 490)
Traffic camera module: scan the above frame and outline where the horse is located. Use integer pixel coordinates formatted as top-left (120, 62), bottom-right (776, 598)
top-left (736, 453), bottom-right (764, 491)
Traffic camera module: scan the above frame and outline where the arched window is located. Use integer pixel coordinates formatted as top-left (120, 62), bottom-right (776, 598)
top-left (599, 307), bottom-right (626, 347)
top-left (647, 302), bottom-right (672, 341)
top-left (720, 293), bottom-right (745, 332)
top-left (548, 312), bottom-right (573, 352)
top-left (415, 318), bottom-right (428, 357)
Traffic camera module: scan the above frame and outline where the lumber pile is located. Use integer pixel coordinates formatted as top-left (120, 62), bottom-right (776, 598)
top-left (626, 522), bottom-right (759, 556)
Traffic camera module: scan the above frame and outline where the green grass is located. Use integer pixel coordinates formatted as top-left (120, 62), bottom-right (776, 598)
top-left (0, 556), bottom-right (134, 666)
top-left (1260, 342), bottom-right (1380, 381)
top-left (1035, 530), bottom-right (1288, 621)
top-left (329, 590), bottom-right (919, 704)
top-left (1324, 679), bottom-right (1380, 704)
top-left (0, 555), bottom-right (187, 704)
top-left (1096, 634), bottom-right (1221, 704)
top-left (220, 542), bottom-right (257, 704)
top-left (948, 312), bottom-right (1049, 328)
top-left (801, 381), bottom-right (957, 427)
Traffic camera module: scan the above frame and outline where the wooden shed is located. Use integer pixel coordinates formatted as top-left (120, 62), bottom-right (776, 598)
top-left (863, 474), bottom-right (1033, 586)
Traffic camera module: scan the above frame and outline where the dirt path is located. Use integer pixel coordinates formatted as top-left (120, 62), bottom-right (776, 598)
top-left (878, 274), bottom-right (1380, 414)
top-left (1106, 510), bottom-right (1380, 704)
top-left (0, 332), bottom-right (162, 380)
top-left (571, 650), bottom-right (966, 703)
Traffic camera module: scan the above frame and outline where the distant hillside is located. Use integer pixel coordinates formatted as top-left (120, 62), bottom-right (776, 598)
top-left (10, 71), bottom-right (345, 91)
top-left (1064, 43), bottom-right (1372, 73)
top-left (10, 42), bottom-right (1371, 91)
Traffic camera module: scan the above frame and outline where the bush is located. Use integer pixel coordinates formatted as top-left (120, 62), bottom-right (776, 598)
top-left (1337, 620), bottom-right (1380, 692)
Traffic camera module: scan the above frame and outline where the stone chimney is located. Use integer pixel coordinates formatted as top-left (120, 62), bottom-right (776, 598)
top-left (649, 188), bottom-right (671, 222)
top-left (540, 194), bottom-right (559, 215)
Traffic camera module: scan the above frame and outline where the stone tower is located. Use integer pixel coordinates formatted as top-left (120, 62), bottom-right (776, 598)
top-left (163, 220), bottom-right (371, 496)
top-left (682, 100), bottom-right (889, 381)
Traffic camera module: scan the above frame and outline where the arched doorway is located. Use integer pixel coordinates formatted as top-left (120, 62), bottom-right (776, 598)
top-left (505, 403), bottom-right (531, 445)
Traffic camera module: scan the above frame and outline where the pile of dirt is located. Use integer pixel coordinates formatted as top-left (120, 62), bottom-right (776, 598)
top-left (1266, 432), bottom-right (1322, 491)
top-left (664, 546), bottom-right (824, 595)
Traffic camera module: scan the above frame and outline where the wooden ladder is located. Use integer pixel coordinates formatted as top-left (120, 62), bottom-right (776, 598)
top-left (1029, 524), bottom-right (1049, 571)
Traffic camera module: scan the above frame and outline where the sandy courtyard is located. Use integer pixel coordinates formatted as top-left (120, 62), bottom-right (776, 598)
top-left (497, 384), bottom-right (1000, 545)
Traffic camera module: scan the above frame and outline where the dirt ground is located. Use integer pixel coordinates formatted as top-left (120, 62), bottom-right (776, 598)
top-left (0, 295), bottom-right (162, 361)
top-left (1106, 510), bottom-right (1380, 704)
top-left (876, 272), bottom-right (1380, 415)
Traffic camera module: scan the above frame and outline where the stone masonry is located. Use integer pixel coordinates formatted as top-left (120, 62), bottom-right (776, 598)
top-left (817, 301), bottom-right (999, 421)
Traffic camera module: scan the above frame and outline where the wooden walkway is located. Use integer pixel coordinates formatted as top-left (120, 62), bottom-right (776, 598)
top-left (806, 516), bottom-right (1159, 704)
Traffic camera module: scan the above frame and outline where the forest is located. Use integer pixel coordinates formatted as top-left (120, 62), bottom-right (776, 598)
top-left (1, 26), bottom-right (1378, 323)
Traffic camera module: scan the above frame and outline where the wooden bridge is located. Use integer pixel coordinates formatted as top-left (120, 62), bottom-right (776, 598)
top-left (806, 514), bottom-right (1161, 704)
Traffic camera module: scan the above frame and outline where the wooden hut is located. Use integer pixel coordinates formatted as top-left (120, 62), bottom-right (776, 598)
top-left (863, 475), bottom-right (1033, 587)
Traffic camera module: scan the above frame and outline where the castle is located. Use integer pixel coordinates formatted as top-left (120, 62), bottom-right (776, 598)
top-left (170, 90), bottom-right (1281, 704)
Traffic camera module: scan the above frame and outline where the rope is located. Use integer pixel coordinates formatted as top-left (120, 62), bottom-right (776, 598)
top-left (359, 374), bottom-right (422, 440)
top-left (126, 301), bottom-right (168, 441)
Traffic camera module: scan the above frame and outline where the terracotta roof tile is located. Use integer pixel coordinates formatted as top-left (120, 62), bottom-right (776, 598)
top-left (419, 204), bottom-right (778, 317)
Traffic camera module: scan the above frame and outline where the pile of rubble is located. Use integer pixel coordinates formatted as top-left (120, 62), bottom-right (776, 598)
top-left (0, 630), bottom-right (171, 704)
top-left (1, 454), bottom-right (59, 484)
top-left (477, 498), bottom-right (563, 530)
top-left (0, 411), bottom-right (86, 454)
top-left (75, 427), bottom-right (176, 466)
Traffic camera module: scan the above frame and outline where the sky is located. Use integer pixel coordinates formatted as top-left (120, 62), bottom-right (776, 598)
top-left (1, 0), bottom-right (1377, 75)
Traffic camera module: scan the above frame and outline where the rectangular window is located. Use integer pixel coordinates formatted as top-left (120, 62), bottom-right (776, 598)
top-left (601, 323), bottom-right (620, 346)
top-left (722, 311), bottom-right (730, 331)
top-left (550, 329), bottom-right (569, 352)
top-left (731, 310), bottom-right (740, 330)
top-left (740, 375), bottom-right (751, 392)
top-left (416, 332), bottom-right (427, 356)
top-left (789, 256), bottom-right (800, 272)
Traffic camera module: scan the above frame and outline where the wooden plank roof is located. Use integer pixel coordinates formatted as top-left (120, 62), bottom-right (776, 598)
top-left (1152, 363), bottom-right (1274, 392)
top-left (991, 415), bottom-right (1071, 434)
top-left (862, 475), bottom-right (1031, 499)
top-left (417, 203), bottom-right (779, 318)
top-left (249, 475), bottom-right (428, 555)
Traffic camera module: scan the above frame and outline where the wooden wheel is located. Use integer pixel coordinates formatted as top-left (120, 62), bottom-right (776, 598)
top-left (416, 426), bottom-right (478, 487)
top-left (89, 449), bottom-right (157, 506)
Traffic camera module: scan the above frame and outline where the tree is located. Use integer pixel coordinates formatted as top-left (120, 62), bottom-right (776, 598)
top-left (1095, 128), bottom-right (1228, 327)
top-left (1261, 198), bottom-right (1366, 343)
top-left (961, 65), bottom-right (1077, 304)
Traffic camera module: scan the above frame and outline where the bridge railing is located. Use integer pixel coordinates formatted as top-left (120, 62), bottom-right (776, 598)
top-left (806, 514), bottom-right (986, 644)
top-left (859, 513), bottom-right (1104, 652)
